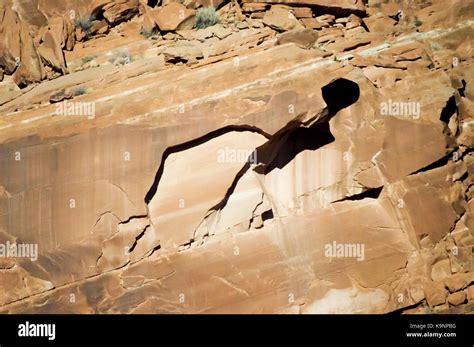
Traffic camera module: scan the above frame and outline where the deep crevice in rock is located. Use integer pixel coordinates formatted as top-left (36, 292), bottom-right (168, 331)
top-left (458, 79), bottom-right (466, 97)
top-left (119, 214), bottom-right (149, 226)
top-left (440, 95), bottom-right (457, 124)
top-left (147, 0), bottom-right (159, 8)
top-left (387, 300), bottom-right (427, 315)
top-left (128, 225), bottom-right (149, 253)
top-left (409, 151), bottom-right (454, 176)
top-left (332, 187), bottom-right (383, 203)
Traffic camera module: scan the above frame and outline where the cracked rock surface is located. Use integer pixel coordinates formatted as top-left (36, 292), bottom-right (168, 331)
top-left (0, 0), bottom-right (473, 313)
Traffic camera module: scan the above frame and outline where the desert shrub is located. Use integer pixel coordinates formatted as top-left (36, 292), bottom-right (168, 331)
top-left (414, 17), bottom-right (423, 27)
top-left (195, 7), bottom-right (219, 29)
top-left (109, 50), bottom-right (132, 66)
top-left (72, 86), bottom-right (88, 96)
top-left (81, 55), bottom-right (95, 64)
top-left (430, 42), bottom-right (442, 51)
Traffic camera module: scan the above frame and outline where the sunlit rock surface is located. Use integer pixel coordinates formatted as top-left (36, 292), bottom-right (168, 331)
top-left (0, 0), bottom-right (472, 313)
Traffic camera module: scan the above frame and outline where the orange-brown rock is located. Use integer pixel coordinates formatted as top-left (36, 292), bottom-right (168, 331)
top-left (242, 0), bottom-right (366, 14)
top-left (0, 0), bottom-right (472, 316)
top-left (102, 0), bottom-right (141, 26)
top-left (196, 0), bottom-right (227, 8)
top-left (424, 282), bottom-right (448, 307)
top-left (90, 20), bottom-right (110, 35)
top-left (263, 5), bottom-right (303, 32)
top-left (13, 22), bottom-right (45, 87)
top-left (0, 7), bottom-right (21, 75)
top-left (445, 273), bottom-right (469, 292)
top-left (163, 41), bottom-right (203, 63)
top-left (291, 7), bottom-right (313, 18)
top-left (152, 3), bottom-right (196, 32)
top-left (38, 23), bottom-right (68, 74)
top-left (447, 291), bottom-right (467, 306)
top-left (142, 11), bottom-right (158, 34)
top-left (363, 13), bottom-right (397, 34)
top-left (468, 286), bottom-right (474, 301)
top-left (276, 28), bottom-right (318, 49)
top-left (74, 26), bottom-right (87, 42)
top-left (62, 15), bottom-right (76, 51)
top-left (300, 18), bottom-right (322, 30)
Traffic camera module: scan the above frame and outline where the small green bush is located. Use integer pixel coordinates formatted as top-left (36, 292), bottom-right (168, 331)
top-left (414, 18), bottom-right (423, 27)
top-left (195, 7), bottom-right (219, 29)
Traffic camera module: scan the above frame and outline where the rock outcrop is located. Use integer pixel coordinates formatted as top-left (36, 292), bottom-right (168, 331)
top-left (0, 0), bottom-right (473, 314)
top-left (151, 3), bottom-right (196, 32)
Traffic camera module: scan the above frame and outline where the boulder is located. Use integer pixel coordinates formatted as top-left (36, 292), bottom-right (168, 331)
top-left (317, 28), bottom-right (343, 43)
top-left (212, 24), bottom-right (233, 39)
top-left (291, 7), bottom-right (313, 18)
top-left (142, 11), bottom-right (158, 34)
top-left (13, 22), bottom-right (45, 87)
top-left (424, 281), bottom-right (448, 307)
top-left (195, 26), bottom-right (215, 41)
top-left (102, 0), bottom-right (141, 26)
top-left (348, 14), bottom-right (362, 25)
top-left (89, 20), bottom-right (110, 35)
top-left (346, 21), bottom-right (360, 29)
top-left (276, 28), bottom-right (318, 49)
top-left (50, 89), bottom-right (73, 103)
top-left (62, 15), bottom-right (76, 51)
top-left (37, 30), bottom-right (68, 74)
top-left (0, 7), bottom-right (21, 75)
top-left (468, 286), bottom-right (474, 301)
top-left (335, 17), bottom-right (349, 24)
top-left (346, 15), bottom-right (362, 29)
top-left (316, 14), bottom-right (335, 24)
top-left (196, 24), bottom-right (233, 41)
top-left (151, 3), bottom-right (196, 31)
top-left (444, 273), bottom-right (469, 293)
top-left (75, 27), bottom-right (87, 42)
top-left (36, 17), bottom-right (68, 74)
top-left (447, 291), bottom-right (467, 306)
top-left (263, 5), bottom-right (304, 32)
top-left (183, 0), bottom-right (200, 9)
top-left (163, 41), bottom-right (203, 63)
top-left (300, 18), bottom-right (322, 29)
top-left (363, 13), bottom-right (397, 34)
top-left (236, 21), bottom-right (249, 29)
top-left (431, 258), bottom-right (452, 281)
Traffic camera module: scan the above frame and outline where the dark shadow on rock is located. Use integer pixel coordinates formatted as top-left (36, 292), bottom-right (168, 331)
top-left (258, 77), bottom-right (360, 174)
top-left (145, 78), bottom-right (360, 221)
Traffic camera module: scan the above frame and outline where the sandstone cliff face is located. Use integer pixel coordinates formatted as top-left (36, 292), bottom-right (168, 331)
top-left (0, 0), bottom-right (473, 314)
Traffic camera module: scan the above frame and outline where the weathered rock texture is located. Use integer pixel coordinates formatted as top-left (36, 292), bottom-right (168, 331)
top-left (0, 0), bottom-right (473, 314)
